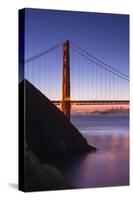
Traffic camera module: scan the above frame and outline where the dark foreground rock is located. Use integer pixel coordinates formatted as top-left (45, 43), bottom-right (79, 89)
top-left (19, 80), bottom-right (96, 191)
top-left (25, 150), bottom-right (68, 192)
top-left (20, 79), bottom-right (96, 159)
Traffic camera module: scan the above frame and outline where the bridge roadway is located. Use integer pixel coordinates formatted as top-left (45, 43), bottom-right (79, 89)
top-left (52, 100), bottom-right (129, 105)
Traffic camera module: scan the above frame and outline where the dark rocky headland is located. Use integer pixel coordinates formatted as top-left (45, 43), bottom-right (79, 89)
top-left (19, 80), bottom-right (96, 192)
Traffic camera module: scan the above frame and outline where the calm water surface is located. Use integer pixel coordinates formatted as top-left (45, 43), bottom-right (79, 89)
top-left (61, 115), bottom-right (129, 188)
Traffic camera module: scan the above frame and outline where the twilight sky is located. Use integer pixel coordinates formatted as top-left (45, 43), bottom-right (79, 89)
top-left (25, 8), bottom-right (129, 73)
top-left (22, 8), bottom-right (129, 100)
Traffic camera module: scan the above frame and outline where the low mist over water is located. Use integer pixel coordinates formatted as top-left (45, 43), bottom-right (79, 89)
top-left (60, 115), bottom-right (129, 188)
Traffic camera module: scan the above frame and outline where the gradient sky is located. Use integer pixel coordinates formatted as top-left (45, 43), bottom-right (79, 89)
top-left (25, 8), bottom-right (129, 73)
top-left (22, 8), bottom-right (129, 100)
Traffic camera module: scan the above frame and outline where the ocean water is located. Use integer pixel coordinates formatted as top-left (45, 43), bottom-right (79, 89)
top-left (61, 115), bottom-right (129, 188)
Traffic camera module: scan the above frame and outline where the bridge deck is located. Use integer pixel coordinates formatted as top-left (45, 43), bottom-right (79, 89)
top-left (52, 100), bottom-right (129, 105)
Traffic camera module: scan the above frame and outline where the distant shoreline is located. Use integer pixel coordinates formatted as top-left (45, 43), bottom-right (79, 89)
top-left (71, 108), bottom-right (129, 116)
top-left (71, 113), bottom-right (129, 116)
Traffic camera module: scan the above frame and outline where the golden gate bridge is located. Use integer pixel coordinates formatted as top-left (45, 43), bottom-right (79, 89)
top-left (24, 40), bottom-right (129, 120)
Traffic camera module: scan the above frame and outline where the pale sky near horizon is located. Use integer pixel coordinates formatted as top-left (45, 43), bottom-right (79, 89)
top-left (57, 104), bottom-right (129, 112)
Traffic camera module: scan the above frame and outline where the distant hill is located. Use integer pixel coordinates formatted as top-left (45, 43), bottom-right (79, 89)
top-left (90, 107), bottom-right (129, 115)
top-left (71, 107), bottom-right (129, 116)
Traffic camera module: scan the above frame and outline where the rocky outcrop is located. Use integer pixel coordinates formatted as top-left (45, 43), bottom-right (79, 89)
top-left (24, 150), bottom-right (68, 192)
top-left (19, 80), bottom-right (95, 159)
top-left (19, 80), bottom-right (96, 191)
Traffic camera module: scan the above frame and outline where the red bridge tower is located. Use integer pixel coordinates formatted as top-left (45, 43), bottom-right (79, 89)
top-left (62, 40), bottom-right (71, 120)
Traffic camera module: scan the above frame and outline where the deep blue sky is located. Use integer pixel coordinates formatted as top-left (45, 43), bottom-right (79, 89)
top-left (23, 8), bottom-right (129, 100)
top-left (25, 8), bottom-right (129, 75)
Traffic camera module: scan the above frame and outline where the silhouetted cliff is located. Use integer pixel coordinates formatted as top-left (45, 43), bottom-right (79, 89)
top-left (19, 80), bottom-right (96, 191)
top-left (20, 79), bottom-right (95, 158)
